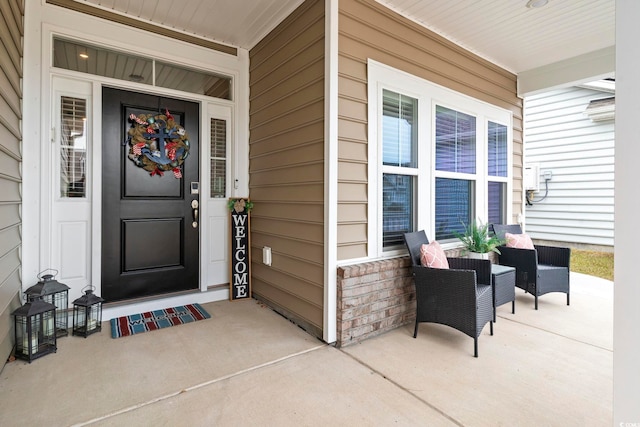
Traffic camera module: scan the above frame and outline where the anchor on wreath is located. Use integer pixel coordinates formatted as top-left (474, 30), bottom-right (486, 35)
top-left (126, 110), bottom-right (190, 178)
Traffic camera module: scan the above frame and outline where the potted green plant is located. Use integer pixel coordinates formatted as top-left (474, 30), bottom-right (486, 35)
top-left (454, 219), bottom-right (505, 259)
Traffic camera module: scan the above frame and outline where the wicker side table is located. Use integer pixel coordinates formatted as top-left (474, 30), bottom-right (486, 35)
top-left (491, 264), bottom-right (516, 322)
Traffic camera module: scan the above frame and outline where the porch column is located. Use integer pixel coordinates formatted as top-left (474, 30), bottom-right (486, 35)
top-left (614, 0), bottom-right (640, 422)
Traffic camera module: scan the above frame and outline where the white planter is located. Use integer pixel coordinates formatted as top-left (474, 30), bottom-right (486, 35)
top-left (467, 252), bottom-right (490, 260)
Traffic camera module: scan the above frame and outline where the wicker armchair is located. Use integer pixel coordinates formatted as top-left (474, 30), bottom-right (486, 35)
top-left (403, 231), bottom-right (494, 357)
top-left (490, 224), bottom-right (570, 310)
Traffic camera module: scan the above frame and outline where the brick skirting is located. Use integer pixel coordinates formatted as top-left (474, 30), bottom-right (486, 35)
top-left (336, 248), bottom-right (492, 347)
top-left (336, 257), bottom-right (414, 347)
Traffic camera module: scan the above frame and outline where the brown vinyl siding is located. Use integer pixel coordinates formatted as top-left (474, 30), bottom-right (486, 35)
top-left (249, 0), bottom-right (325, 338)
top-left (337, 0), bottom-right (523, 259)
top-left (0, 0), bottom-right (24, 367)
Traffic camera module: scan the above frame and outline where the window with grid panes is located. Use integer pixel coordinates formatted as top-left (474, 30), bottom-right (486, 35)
top-left (368, 61), bottom-right (511, 258)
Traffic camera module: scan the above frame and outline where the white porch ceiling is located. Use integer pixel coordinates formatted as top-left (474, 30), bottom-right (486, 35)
top-left (76, 0), bottom-right (614, 74)
top-left (377, 0), bottom-right (615, 74)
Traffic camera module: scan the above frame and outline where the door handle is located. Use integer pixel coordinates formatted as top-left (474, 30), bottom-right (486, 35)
top-left (191, 199), bottom-right (199, 228)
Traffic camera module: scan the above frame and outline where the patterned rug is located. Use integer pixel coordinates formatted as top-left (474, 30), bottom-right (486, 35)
top-left (110, 303), bottom-right (211, 338)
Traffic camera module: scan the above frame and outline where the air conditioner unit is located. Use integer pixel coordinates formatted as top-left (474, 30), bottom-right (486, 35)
top-left (524, 163), bottom-right (540, 192)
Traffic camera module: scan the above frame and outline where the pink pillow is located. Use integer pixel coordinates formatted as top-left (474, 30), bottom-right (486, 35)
top-left (505, 232), bottom-right (535, 250)
top-left (420, 241), bottom-right (449, 269)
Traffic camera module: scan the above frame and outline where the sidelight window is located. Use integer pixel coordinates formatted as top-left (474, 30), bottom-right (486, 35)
top-left (210, 118), bottom-right (227, 198)
top-left (60, 96), bottom-right (87, 198)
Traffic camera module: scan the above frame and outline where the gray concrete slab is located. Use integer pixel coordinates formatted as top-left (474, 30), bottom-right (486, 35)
top-left (88, 346), bottom-right (456, 427)
top-left (0, 273), bottom-right (613, 426)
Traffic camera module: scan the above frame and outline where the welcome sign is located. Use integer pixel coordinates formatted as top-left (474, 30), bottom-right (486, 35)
top-left (229, 198), bottom-right (251, 300)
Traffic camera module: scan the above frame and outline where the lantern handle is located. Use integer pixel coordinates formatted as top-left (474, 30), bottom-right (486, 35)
top-left (37, 268), bottom-right (59, 280)
top-left (82, 284), bottom-right (96, 293)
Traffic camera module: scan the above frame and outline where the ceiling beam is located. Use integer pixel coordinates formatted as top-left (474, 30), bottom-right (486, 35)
top-left (517, 46), bottom-right (615, 97)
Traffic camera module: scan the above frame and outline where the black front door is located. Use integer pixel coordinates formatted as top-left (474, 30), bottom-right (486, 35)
top-left (102, 88), bottom-right (199, 302)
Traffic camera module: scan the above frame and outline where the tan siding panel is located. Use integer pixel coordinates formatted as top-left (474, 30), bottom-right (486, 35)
top-left (250, 40), bottom-right (324, 104)
top-left (0, 93), bottom-right (20, 133)
top-left (337, 203), bottom-right (368, 223)
top-left (336, 0), bottom-right (522, 260)
top-left (251, 217), bottom-right (323, 244)
top-left (0, 292), bottom-right (21, 369)
top-left (0, 149), bottom-right (20, 179)
top-left (251, 163), bottom-right (324, 186)
top-left (251, 234), bottom-right (324, 265)
top-left (253, 262), bottom-right (323, 301)
top-left (337, 243), bottom-right (367, 260)
top-left (338, 74), bottom-right (367, 102)
top-left (253, 202), bottom-right (324, 226)
top-left (0, 66), bottom-right (21, 116)
top-left (0, 177), bottom-right (20, 201)
top-left (0, 0), bottom-right (23, 369)
top-left (338, 182), bottom-right (367, 202)
top-left (338, 140), bottom-right (367, 163)
top-left (249, 0), bottom-right (325, 338)
top-left (0, 247), bottom-right (20, 294)
top-left (0, 267), bottom-right (20, 313)
top-left (250, 122), bottom-right (324, 153)
top-left (252, 143), bottom-right (324, 171)
top-left (338, 161), bottom-right (367, 182)
top-left (0, 224), bottom-right (20, 260)
top-left (0, 203), bottom-right (20, 230)
top-left (0, 121), bottom-right (20, 155)
top-left (252, 278), bottom-right (323, 332)
top-left (337, 223), bottom-right (368, 245)
top-left (250, 184), bottom-right (324, 203)
top-left (0, 12), bottom-right (21, 73)
top-left (250, 102), bottom-right (324, 140)
top-left (0, 42), bottom-right (20, 96)
top-left (338, 54), bottom-right (367, 86)
top-left (338, 117), bottom-right (367, 142)
top-left (251, 81), bottom-right (324, 126)
top-left (338, 96), bottom-right (367, 123)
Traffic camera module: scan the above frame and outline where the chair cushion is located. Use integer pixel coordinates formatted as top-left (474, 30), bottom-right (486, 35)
top-left (420, 241), bottom-right (449, 269)
top-left (505, 232), bottom-right (535, 250)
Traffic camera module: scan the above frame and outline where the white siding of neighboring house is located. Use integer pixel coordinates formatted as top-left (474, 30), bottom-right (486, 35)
top-left (523, 86), bottom-right (614, 249)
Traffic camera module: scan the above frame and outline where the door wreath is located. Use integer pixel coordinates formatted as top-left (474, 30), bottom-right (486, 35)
top-left (126, 109), bottom-right (190, 178)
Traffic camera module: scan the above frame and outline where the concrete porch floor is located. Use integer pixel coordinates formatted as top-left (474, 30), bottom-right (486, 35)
top-left (0, 272), bottom-right (612, 426)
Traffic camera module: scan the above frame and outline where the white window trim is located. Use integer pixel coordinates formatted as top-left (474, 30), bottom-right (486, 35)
top-left (367, 59), bottom-right (513, 259)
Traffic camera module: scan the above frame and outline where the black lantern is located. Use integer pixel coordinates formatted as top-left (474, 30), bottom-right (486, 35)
top-left (25, 270), bottom-right (70, 337)
top-left (12, 298), bottom-right (57, 362)
top-left (72, 287), bottom-right (104, 338)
